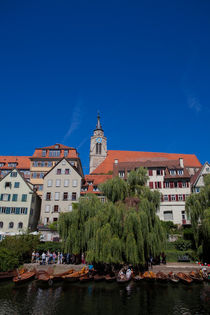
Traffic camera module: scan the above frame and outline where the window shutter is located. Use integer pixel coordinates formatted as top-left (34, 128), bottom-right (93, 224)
top-left (0, 194), bottom-right (3, 201)
top-left (168, 195), bottom-right (171, 201)
top-left (176, 195), bottom-right (178, 201)
top-left (149, 182), bottom-right (153, 189)
top-left (8, 194), bottom-right (11, 201)
top-left (163, 182), bottom-right (165, 188)
top-left (187, 182), bottom-right (189, 187)
top-left (178, 182), bottom-right (182, 188)
top-left (183, 194), bottom-right (185, 201)
top-left (159, 182), bottom-right (162, 189)
top-left (170, 182), bottom-right (173, 189)
top-left (155, 182), bottom-right (157, 189)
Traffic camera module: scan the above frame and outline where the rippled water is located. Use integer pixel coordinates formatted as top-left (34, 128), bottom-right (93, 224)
top-left (0, 280), bottom-right (210, 315)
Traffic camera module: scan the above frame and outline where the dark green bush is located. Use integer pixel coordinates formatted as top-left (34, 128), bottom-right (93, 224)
top-left (0, 248), bottom-right (19, 272)
top-left (36, 241), bottom-right (62, 253)
top-left (174, 238), bottom-right (192, 251)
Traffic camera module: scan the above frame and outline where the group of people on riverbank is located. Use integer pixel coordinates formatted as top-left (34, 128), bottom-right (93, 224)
top-left (31, 251), bottom-right (85, 265)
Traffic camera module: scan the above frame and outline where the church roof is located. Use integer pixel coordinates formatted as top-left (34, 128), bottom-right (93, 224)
top-left (91, 150), bottom-right (202, 174)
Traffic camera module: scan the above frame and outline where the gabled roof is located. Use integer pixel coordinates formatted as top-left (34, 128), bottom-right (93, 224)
top-left (0, 168), bottom-right (34, 192)
top-left (43, 158), bottom-right (82, 178)
top-left (191, 161), bottom-right (210, 186)
top-left (0, 156), bottom-right (30, 169)
top-left (32, 143), bottom-right (78, 158)
top-left (92, 150), bottom-right (202, 174)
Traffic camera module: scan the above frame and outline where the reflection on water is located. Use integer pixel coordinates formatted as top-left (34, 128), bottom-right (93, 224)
top-left (0, 280), bottom-right (209, 315)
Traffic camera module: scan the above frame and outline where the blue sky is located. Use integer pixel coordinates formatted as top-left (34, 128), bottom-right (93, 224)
top-left (0, 0), bottom-right (209, 174)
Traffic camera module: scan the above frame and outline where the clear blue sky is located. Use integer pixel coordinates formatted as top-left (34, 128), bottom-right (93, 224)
top-left (0, 0), bottom-right (209, 174)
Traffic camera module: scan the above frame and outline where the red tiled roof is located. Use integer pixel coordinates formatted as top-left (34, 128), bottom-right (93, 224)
top-left (92, 150), bottom-right (202, 174)
top-left (81, 174), bottom-right (112, 194)
top-left (0, 156), bottom-right (30, 169)
top-left (32, 143), bottom-right (78, 158)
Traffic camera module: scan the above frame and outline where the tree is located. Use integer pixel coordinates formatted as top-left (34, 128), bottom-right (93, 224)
top-left (59, 169), bottom-right (165, 267)
top-left (186, 174), bottom-right (210, 262)
top-left (127, 167), bottom-right (149, 196)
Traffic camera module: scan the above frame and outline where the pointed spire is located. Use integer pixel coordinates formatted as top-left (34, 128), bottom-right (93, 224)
top-left (95, 111), bottom-right (103, 131)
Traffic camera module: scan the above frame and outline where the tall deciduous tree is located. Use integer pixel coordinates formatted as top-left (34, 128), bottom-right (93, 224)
top-left (186, 174), bottom-right (210, 262)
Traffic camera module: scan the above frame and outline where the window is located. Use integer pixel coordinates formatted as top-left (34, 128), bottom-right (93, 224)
top-left (49, 150), bottom-right (60, 157)
top-left (68, 205), bottom-right (72, 211)
top-left (65, 169), bottom-right (70, 175)
top-left (45, 205), bottom-right (50, 213)
top-left (93, 186), bottom-right (99, 191)
top-left (178, 195), bottom-right (183, 201)
top-left (0, 207), bottom-right (6, 213)
top-left (165, 182), bottom-right (170, 188)
top-left (206, 167), bottom-right (210, 172)
top-left (118, 171), bottom-right (125, 178)
top-left (11, 207), bottom-right (15, 214)
top-left (170, 170), bottom-right (176, 175)
top-left (70, 161), bottom-right (75, 166)
top-left (42, 150), bottom-right (46, 157)
top-left (47, 180), bottom-right (53, 187)
top-left (57, 169), bottom-right (61, 175)
top-left (171, 195), bottom-right (176, 201)
top-left (21, 194), bottom-right (27, 202)
top-left (56, 179), bottom-right (61, 187)
top-left (195, 187), bottom-right (200, 193)
top-left (163, 211), bottom-right (173, 221)
top-left (72, 179), bottom-right (78, 187)
top-left (9, 222), bottom-right (14, 229)
top-left (148, 169), bottom-right (153, 176)
top-left (72, 192), bottom-right (77, 201)
top-left (64, 150), bottom-right (68, 157)
top-left (64, 179), bottom-right (69, 187)
top-left (149, 182), bottom-right (154, 189)
top-left (18, 222), bottom-right (23, 229)
top-left (0, 222), bottom-right (3, 228)
top-left (96, 143), bottom-right (102, 154)
top-left (101, 198), bottom-right (105, 203)
top-left (88, 181), bottom-right (93, 185)
top-left (53, 218), bottom-right (58, 222)
top-left (0, 163), bottom-right (5, 167)
top-left (46, 192), bottom-right (51, 201)
top-left (178, 170), bottom-right (183, 175)
top-left (54, 205), bottom-right (59, 212)
top-left (20, 208), bottom-right (27, 214)
top-left (5, 182), bottom-right (11, 188)
top-left (12, 194), bottom-right (18, 201)
top-left (55, 192), bottom-right (60, 201)
top-left (44, 217), bottom-right (49, 225)
top-left (174, 182), bottom-right (178, 188)
top-left (48, 162), bottom-right (53, 167)
top-left (0, 194), bottom-right (10, 201)
top-left (182, 182), bottom-right (187, 188)
top-left (157, 169), bottom-right (162, 176)
top-left (182, 211), bottom-right (186, 220)
top-left (163, 195), bottom-right (168, 201)
top-left (8, 163), bottom-right (17, 168)
top-left (63, 192), bottom-right (68, 201)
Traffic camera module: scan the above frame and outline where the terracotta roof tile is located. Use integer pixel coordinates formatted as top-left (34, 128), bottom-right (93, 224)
top-left (32, 143), bottom-right (78, 158)
top-left (81, 174), bottom-right (112, 194)
top-left (92, 150), bottom-right (202, 174)
top-left (0, 156), bottom-right (30, 170)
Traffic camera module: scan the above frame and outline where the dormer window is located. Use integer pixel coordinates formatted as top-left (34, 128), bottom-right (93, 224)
top-left (170, 170), bottom-right (176, 175)
top-left (10, 172), bottom-right (17, 177)
top-left (93, 186), bottom-right (99, 191)
top-left (8, 163), bottom-right (17, 167)
top-left (87, 181), bottom-right (93, 185)
top-left (177, 170), bottom-right (183, 175)
top-left (0, 163), bottom-right (5, 167)
top-left (64, 150), bottom-right (68, 157)
top-left (42, 150), bottom-right (46, 157)
top-left (55, 145), bottom-right (59, 149)
top-left (49, 150), bottom-right (60, 157)
top-left (119, 171), bottom-right (125, 178)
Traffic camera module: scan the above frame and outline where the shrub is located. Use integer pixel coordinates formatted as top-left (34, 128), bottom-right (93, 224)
top-left (174, 238), bottom-right (192, 251)
top-left (0, 248), bottom-right (19, 272)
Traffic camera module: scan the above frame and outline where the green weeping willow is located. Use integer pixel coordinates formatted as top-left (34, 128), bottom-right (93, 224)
top-left (59, 168), bottom-right (166, 266)
top-left (186, 174), bottom-right (210, 262)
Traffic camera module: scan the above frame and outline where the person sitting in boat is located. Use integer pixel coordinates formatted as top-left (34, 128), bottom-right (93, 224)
top-left (126, 268), bottom-right (132, 279)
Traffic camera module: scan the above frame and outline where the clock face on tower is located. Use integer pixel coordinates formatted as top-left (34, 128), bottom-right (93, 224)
top-left (96, 137), bottom-right (102, 143)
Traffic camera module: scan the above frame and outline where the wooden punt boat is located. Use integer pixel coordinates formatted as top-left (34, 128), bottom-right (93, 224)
top-left (50, 269), bottom-right (74, 283)
top-left (168, 272), bottom-right (179, 284)
top-left (116, 274), bottom-right (132, 284)
top-left (105, 275), bottom-right (116, 282)
top-left (13, 271), bottom-right (35, 285)
top-left (177, 272), bottom-right (193, 284)
top-left (0, 270), bottom-right (17, 281)
top-left (63, 269), bottom-right (88, 282)
top-left (80, 275), bottom-right (94, 282)
top-left (142, 271), bottom-right (156, 282)
top-left (156, 272), bottom-right (168, 283)
top-left (36, 272), bottom-right (51, 286)
top-left (189, 271), bottom-right (203, 283)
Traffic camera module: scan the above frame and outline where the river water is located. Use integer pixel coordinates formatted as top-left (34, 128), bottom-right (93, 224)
top-left (0, 280), bottom-right (210, 315)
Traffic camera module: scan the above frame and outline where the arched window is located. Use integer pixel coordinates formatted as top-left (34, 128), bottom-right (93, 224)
top-left (18, 222), bottom-right (23, 229)
top-left (96, 143), bottom-right (102, 155)
top-left (9, 222), bottom-right (14, 229)
top-left (0, 222), bottom-right (3, 228)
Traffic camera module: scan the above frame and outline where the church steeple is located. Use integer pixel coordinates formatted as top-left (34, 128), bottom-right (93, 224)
top-left (95, 112), bottom-right (103, 131)
top-left (89, 113), bottom-right (107, 173)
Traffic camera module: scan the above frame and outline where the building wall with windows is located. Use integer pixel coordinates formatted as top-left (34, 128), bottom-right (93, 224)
top-left (0, 156), bottom-right (31, 179)
top-left (0, 169), bottom-right (41, 236)
top-left (40, 158), bottom-right (82, 226)
top-left (191, 162), bottom-right (210, 194)
top-left (30, 143), bottom-right (83, 196)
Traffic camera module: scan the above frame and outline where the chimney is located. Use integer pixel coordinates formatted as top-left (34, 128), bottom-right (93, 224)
top-left (179, 158), bottom-right (184, 168)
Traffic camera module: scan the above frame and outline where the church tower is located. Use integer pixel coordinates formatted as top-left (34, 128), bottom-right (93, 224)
top-left (89, 114), bottom-right (107, 173)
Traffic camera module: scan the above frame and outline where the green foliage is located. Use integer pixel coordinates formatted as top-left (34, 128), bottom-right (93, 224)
top-left (161, 221), bottom-right (178, 236)
top-left (36, 241), bottom-right (62, 253)
top-left (99, 177), bottom-right (128, 203)
top-left (59, 176), bottom-right (166, 266)
top-left (0, 248), bottom-right (19, 272)
top-left (49, 221), bottom-right (58, 231)
top-left (186, 174), bottom-right (210, 262)
top-left (0, 234), bottom-right (40, 271)
top-left (173, 238), bottom-right (192, 251)
top-left (127, 167), bottom-right (149, 196)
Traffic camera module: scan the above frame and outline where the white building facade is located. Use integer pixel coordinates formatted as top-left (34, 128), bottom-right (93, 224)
top-left (0, 169), bottom-right (41, 239)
